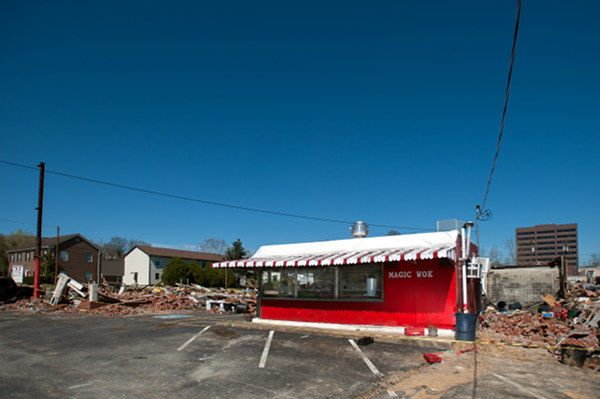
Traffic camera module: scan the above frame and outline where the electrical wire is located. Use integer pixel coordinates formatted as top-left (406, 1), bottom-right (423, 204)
top-left (0, 217), bottom-right (56, 229)
top-left (480, 0), bottom-right (522, 215)
top-left (0, 160), bottom-right (432, 232)
top-left (474, 3), bottom-right (522, 398)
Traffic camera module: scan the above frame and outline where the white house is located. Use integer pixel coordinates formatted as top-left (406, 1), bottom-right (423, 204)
top-left (123, 246), bottom-right (224, 285)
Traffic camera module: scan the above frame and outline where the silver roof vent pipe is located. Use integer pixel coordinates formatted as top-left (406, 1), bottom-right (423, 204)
top-left (350, 221), bottom-right (369, 238)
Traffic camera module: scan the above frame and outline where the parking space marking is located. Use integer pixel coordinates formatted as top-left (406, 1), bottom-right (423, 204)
top-left (177, 326), bottom-right (211, 351)
top-left (348, 339), bottom-right (382, 377)
top-left (258, 330), bottom-right (275, 368)
top-left (69, 382), bottom-right (93, 389)
top-left (492, 373), bottom-right (548, 399)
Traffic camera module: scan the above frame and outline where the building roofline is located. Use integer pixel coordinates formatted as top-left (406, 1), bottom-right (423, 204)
top-left (6, 233), bottom-right (99, 253)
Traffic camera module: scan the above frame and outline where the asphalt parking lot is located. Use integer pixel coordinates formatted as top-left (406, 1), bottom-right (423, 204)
top-left (0, 312), bottom-right (438, 398)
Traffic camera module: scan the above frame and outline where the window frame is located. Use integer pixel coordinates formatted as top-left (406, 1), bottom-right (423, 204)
top-left (259, 263), bottom-right (384, 302)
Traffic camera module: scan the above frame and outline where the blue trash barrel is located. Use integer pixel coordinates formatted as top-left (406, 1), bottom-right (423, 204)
top-left (455, 313), bottom-right (478, 341)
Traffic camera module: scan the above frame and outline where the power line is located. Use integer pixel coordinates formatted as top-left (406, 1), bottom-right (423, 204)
top-left (480, 0), bottom-right (522, 214)
top-left (0, 160), bottom-right (432, 232)
top-left (0, 217), bottom-right (56, 229)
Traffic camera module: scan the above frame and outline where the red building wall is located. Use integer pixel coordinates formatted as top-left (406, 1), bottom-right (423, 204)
top-left (260, 259), bottom-right (458, 329)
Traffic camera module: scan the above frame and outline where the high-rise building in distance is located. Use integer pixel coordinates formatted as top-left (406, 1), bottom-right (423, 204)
top-left (515, 223), bottom-right (578, 275)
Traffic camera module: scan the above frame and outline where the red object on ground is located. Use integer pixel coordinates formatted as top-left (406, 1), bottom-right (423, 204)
top-left (423, 353), bottom-right (442, 364)
top-left (405, 327), bottom-right (425, 336)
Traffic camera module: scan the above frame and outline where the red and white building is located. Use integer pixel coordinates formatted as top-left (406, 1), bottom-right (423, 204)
top-left (213, 230), bottom-right (483, 332)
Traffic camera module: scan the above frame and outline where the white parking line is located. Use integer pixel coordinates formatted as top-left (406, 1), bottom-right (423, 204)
top-left (177, 326), bottom-right (211, 351)
top-left (348, 339), bottom-right (382, 377)
top-left (69, 382), bottom-right (93, 389)
top-left (492, 373), bottom-right (548, 399)
top-left (258, 330), bottom-right (275, 368)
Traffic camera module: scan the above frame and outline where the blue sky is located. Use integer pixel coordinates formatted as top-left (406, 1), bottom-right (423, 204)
top-left (1, 1), bottom-right (598, 262)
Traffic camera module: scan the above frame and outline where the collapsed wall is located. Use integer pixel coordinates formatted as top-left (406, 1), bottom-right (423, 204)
top-left (486, 266), bottom-right (560, 306)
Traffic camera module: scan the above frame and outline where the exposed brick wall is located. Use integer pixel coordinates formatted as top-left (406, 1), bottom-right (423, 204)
top-left (56, 238), bottom-right (99, 282)
top-left (486, 267), bottom-right (560, 306)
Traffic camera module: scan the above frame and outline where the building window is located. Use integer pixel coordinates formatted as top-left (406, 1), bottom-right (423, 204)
top-left (25, 252), bottom-right (30, 262)
top-left (85, 272), bottom-right (92, 281)
top-left (339, 264), bottom-right (382, 299)
top-left (11, 254), bottom-right (14, 262)
top-left (18, 253), bottom-right (22, 262)
top-left (85, 253), bottom-right (93, 263)
top-left (133, 272), bottom-right (138, 283)
top-left (155, 273), bottom-right (160, 280)
top-left (261, 264), bottom-right (383, 300)
top-left (60, 251), bottom-right (69, 261)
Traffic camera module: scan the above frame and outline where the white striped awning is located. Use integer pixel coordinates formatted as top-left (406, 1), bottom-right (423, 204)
top-left (212, 244), bottom-right (456, 268)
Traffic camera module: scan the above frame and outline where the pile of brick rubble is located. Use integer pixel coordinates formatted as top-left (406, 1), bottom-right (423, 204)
top-left (0, 272), bottom-right (257, 317)
top-left (480, 282), bottom-right (599, 368)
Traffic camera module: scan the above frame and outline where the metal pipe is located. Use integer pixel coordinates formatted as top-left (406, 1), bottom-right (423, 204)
top-left (461, 227), bottom-right (468, 313)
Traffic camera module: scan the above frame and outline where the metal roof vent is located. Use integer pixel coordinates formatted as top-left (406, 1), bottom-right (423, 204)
top-left (350, 221), bottom-right (369, 238)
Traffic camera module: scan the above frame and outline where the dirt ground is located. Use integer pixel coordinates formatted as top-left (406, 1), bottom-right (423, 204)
top-left (358, 336), bottom-right (600, 399)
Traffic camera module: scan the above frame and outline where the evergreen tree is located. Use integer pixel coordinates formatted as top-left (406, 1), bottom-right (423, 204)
top-left (225, 239), bottom-right (249, 260)
top-left (161, 257), bottom-right (190, 285)
top-left (188, 260), bottom-right (204, 285)
top-left (225, 239), bottom-right (253, 287)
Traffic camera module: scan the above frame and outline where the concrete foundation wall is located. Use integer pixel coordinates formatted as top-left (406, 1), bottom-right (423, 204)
top-left (486, 267), bottom-right (559, 306)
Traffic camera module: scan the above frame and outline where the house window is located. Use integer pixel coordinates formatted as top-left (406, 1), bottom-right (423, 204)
top-left (85, 253), bottom-right (93, 263)
top-left (132, 272), bottom-right (138, 283)
top-left (60, 251), bottom-right (69, 261)
top-left (85, 272), bottom-right (92, 281)
top-left (155, 273), bottom-right (160, 280)
top-left (10, 254), bottom-right (14, 262)
top-left (26, 252), bottom-right (30, 262)
top-left (18, 253), bottom-right (22, 262)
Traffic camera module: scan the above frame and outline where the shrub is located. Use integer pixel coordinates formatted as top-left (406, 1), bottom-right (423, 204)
top-left (161, 257), bottom-right (190, 285)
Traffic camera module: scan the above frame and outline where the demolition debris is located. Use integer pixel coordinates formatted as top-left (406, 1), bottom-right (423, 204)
top-left (0, 272), bottom-right (257, 317)
top-left (480, 282), bottom-right (600, 369)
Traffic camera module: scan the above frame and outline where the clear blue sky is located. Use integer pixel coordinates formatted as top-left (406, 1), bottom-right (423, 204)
top-left (1, 1), bottom-right (598, 263)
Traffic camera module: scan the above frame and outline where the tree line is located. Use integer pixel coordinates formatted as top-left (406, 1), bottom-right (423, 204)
top-left (160, 239), bottom-right (251, 288)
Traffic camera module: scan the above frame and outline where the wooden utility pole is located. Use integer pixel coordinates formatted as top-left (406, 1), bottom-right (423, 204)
top-left (34, 162), bottom-right (45, 299)
top-left (54, 226), bottom-right (60, 283)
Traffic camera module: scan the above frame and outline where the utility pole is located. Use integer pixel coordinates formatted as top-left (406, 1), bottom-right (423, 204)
top-left (34, 162), bottom-right (45, 299)
top-left (97, 250), bottom-right (102, 284)
top-left (54, 226), bottom-right (60, 283)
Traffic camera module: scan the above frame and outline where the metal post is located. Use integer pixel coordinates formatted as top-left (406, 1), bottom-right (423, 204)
top-left (475, 205), bottom-right (480, 251)
top-left (560, 254), bottom-right (565, 298)
top-left (34, 162), bottom-right (45, 299)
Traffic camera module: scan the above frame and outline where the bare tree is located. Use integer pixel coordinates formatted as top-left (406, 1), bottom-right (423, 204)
top-left (504, 238), bottom-right (516, 265)
top-left (100, 237), bottom-right (150, 259)
top-left (198, 238), bottom-right (227, 255)
top-left (589, 253), bottom-right (600, 267)
top-left (488, 246), bottom-right (504, 267)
